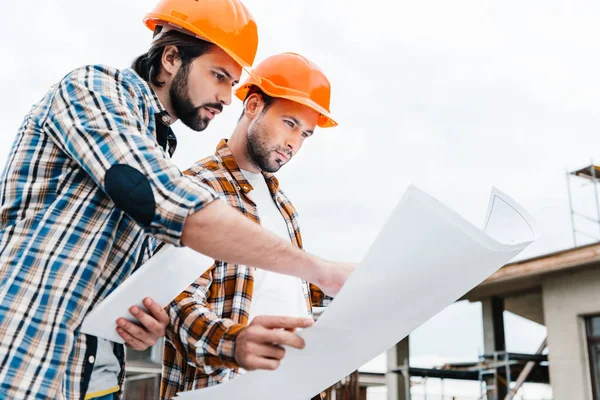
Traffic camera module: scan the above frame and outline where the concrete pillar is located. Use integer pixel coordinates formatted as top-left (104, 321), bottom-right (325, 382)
top-left (542, 268), bottom-right (600, 400)
top-left (481, 297), bottom-right (507, 400)
top-left (386, 336), bottom-right (410, 400)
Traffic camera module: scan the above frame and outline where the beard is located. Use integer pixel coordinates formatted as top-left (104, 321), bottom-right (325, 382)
top-left (169, 63), bottom-right (222, 132)
top-left (247, 116), bottom-right (292, 173)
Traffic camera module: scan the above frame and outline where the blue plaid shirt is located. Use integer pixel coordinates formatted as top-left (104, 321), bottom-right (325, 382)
top-left (0, 65), bottom-right (218, 399)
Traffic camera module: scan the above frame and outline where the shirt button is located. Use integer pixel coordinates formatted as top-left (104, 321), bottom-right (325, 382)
top-left (88, 355), bottom-right (95, 364)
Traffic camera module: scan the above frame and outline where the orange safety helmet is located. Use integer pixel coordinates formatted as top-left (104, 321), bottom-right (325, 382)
top-left (144, 0), bottom-right (259, 70)
top-left (235, 52), bottom-right (337, 128)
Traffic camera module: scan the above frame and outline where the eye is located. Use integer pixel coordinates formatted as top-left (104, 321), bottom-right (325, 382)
top-left (213, 72), bottom-right (225, 81)
top-left (302, 132), bottom-right (309, 138)
top-left (284, 120), bottom-right (295, 128)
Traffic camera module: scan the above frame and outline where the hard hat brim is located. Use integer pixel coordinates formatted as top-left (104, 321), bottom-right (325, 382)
top-left (145, 14), bottom-right (260, 80)
top-left (235, 83), bottom-right (338, 128)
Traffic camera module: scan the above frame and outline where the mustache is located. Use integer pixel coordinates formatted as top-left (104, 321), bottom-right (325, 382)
top-left (199, 102), bottom-right (223, 113)
top-left (182, 102), bottom-right (224, 119)
top-left (276, 147), bottom-right (292, 157)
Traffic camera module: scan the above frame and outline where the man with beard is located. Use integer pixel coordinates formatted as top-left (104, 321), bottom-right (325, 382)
top-left (160, 53), bottom-right (340, 400)
top-left (0, 2), bottom-right (354, 399)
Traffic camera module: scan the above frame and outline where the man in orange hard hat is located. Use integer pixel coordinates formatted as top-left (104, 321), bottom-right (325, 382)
top-left (0, 2), bottom-right (354, 399)
top-left (160, 53), bottom-right (339, 400)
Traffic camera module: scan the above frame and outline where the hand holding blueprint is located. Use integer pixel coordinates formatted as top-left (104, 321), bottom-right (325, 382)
top-left (174, 185), bottom-right (539, 400)
top-left (80, 245), bottom-right (213, 343)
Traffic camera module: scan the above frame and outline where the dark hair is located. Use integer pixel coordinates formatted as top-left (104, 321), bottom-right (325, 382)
top-left (238, 87), bottom-right (275, 121)
top-left (132, 28), bottom-right (214, 87)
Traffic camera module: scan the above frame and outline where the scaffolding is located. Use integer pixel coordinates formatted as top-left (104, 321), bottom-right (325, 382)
top-left (477, 350), bottom-right (548, 400)
top-left (478, 352), bottom-right (512, 399)
top-left (566, 163), bottom-right (600, 246)
top-left (392, 343), bottom-right (549, 400)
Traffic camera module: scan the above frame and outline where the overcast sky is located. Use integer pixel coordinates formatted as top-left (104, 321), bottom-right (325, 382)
top-left (3, 0), bottom-right (599, 397)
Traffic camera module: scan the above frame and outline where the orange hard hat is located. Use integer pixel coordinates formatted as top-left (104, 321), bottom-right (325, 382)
top-left (235, 52), bottom-right (337, 128)
top-left (144, 0), bottom-right (258, 70)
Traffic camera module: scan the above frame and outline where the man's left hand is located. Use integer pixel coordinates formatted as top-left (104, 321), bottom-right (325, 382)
top-left (116, 297), bottom-right (169, 350)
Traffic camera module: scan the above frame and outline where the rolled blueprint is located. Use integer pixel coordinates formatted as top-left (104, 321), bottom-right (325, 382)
top-left (175, 185), bottom-right (539, 400)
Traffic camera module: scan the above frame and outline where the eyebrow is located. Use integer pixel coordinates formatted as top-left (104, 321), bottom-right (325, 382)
top-left (284, 115), bottom-right (314, 136)
top-left (215, 67), bottom-right (239, 85)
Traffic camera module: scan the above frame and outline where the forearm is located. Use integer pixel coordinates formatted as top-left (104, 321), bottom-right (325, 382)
top-left (181, 200), bottom-right (321, 283)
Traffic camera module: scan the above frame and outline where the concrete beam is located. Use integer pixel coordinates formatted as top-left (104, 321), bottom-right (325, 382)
top-left (482, 297), bottom-right (507, 400)
top-left (386, 336), bottom-right (410, 400)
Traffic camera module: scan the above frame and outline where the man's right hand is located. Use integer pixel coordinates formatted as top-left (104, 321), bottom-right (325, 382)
top-left (314, 261), bottom-right (356, 297)
top-left (234, 316), bottom-right (314, 371)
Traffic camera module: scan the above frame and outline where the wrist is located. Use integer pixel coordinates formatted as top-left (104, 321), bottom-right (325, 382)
top-left (218, 323), bottom-right (245, 368)
top-left (303, 254), bottom-right (328, 286)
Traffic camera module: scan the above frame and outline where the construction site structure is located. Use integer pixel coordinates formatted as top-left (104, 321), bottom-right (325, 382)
top-left (566, 163), bottom-right (600, 246)
top-left (386, 242), bottom-right (600, 400)
top-left (390, 343), bottom-right (548, 400)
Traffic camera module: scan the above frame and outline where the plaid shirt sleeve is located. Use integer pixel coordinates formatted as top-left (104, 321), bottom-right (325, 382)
top-left (42, 65), bottom-right (218, 244)
top-left (166, 265), bottom-right (245, 373)
top-left (310, 284), bottom-right (333, 307)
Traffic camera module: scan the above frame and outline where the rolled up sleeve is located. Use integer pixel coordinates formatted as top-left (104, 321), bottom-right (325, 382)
top-left (166, 267), bottom-right (244, 373)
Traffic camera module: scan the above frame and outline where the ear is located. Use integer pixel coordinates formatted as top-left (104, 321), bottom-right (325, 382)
top-left (244, 93), bottom-right (264, 120)
top-left (161, 45), bottom-right (183, 78)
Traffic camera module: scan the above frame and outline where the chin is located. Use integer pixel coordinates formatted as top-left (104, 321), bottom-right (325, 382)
top-left (260, 162), bottom-right (281, 173)
top-left (184, 118), bottom-right (210, 132)
top-left (269, 163), bottom-right (284, 173)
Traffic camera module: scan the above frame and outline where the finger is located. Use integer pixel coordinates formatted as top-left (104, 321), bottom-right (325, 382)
top-left (284, 318), bottom-right (314, 332)
top-left (129, 306), bottom-right (164, 338)
top-left (252, 315), bottom-right (313, 330)
top-left (255, 343), bottom-right (286, 360)
top-left (116, 327), bottom-right (148, 351)
top-left (117, 318), bottom-right (155, 347)
top-left (143, 298), bottom-right (170, 325)
top-left (261, 329), bottom-right (306, 350)
top-left (243, 355), bottom-right (280, 371)
top-left (242, 326), bottom-right (303, 349)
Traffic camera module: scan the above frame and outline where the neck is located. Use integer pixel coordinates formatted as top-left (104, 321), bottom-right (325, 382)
top-left (228, 120), bottom-right (262, 173)
top-left (150, 82), bottom-right (179, 124)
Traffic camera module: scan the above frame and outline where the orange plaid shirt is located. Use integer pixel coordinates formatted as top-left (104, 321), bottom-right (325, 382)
top-left (160, 139), bottom-right (329, 399)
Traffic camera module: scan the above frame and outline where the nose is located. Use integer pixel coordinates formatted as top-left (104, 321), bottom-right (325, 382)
top-left (217, 87), bottom-right (232, 106)
top-left (285, 133), bottom-right (302, 154)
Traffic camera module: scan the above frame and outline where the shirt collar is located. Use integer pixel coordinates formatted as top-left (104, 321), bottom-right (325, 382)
top-left (123, 68), bottom-right (177, 157)
top-left (124, 68), bottom-right (168, 116)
